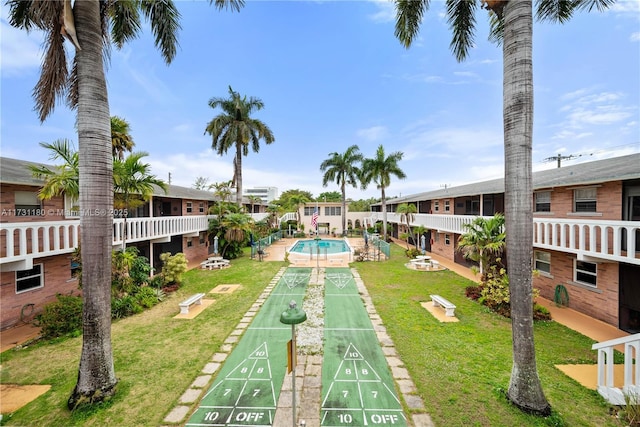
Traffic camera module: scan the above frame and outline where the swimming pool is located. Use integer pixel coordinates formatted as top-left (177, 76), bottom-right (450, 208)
top-left (289, 239), bottom-right (351, 254)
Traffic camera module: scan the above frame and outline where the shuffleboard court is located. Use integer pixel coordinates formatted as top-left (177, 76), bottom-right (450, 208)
top-left (322, 268), bottom-right (407, 426)
top-left (186, 268), bottom-right (312, 426)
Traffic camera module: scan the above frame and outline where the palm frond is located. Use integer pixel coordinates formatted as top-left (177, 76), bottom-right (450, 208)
top-left (446, 0), bottom-right (477, 62)
top-left (210, 0), bottom-right (245, 13)
top-left (110, 0), bottom-right (142, 48)
top-left (33, 12), bottom-right (68, 121)
top-left (140, 0), bottom-right (181, 64)
top-left (394, 0), bottom-right (430, 48)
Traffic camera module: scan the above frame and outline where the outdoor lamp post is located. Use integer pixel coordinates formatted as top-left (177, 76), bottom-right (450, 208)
top-left (279, 300), bottom-right (307, 427)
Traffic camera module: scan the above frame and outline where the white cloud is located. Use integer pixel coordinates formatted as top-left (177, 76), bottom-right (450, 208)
top-left (631, 32), bottom-right (640, 42)
top-left (556, 89), bottom-right (636, 131)
top-left (0, 17), bottom-right (43, 76)
top-left (367, 0), bottom-right (396, 23)
top-left (356, 125), bottom-right (389, 142)
top-left (610, 1), bottom-right (640, 15)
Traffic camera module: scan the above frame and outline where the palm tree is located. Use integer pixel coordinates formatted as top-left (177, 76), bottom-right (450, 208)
top-left (320, 144), bottom-right (363, 236)
top-left (396, 203), bottom-right (417, 248)
top-left (361, 145), bottom-right (406, 241)
top-left (113, 152), bottom-right (168, 250)
top-left (29, 140), bottom-right (79, 202)
top-left (289, 193), bottom-right (311, 230)
top-left (394, 0), bottom-right (612, 415)
top-left (7, 0), bottom-right (243, 409)
top-left (204, 86), bottom-right (275, 207)
top-left (457, 213), bottom-right (506, 277)
top-left (266, 204), bottom-right (281, 229)
top-left (247, 195), bottom-right (262, 214)
top-left (209, 180), bottom-right (234, 217)
top-left (110, 116), bottom-right (135, 160)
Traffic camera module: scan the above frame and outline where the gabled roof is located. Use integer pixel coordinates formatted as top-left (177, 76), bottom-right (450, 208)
top-left (377, 153), bottom-right (640, 205)
top-left (0, 157), bottom-right (217, 201)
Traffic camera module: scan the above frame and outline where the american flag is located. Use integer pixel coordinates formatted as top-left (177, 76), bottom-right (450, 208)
top-left (311, 208), bottom-right (319, 228)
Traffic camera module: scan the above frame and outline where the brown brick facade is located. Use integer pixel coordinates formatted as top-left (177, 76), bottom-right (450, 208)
top-left (1, 255), bottom-right (81, 330)
top-left (533, 250), bottom-right (619, 326)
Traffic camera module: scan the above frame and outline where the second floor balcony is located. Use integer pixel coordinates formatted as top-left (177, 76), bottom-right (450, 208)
top-left (365, 212), bottom-right (640, 266)
top-left (1, 215), bottom-right (214, 271)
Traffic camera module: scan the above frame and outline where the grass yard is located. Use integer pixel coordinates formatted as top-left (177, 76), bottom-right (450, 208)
top-left (0, 243), bottom-right (619, 426)
top-left (357, 244), bottom-right (617, 427)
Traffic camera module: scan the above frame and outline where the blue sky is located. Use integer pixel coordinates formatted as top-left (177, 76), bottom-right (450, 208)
top-left (2, 1), bottom-right (639, 201)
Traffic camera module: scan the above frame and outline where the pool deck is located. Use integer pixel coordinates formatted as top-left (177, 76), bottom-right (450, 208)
top-left (259, 236), bottom-right (374, 267)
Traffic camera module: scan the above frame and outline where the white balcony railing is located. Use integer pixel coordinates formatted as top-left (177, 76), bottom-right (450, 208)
top-left (592, 333), bottom-right (640, 405)
top-left (1, 220), bottom-right (80, 263)
top-left (364, 212), bottom-right (640, 265)
top-left (1, 215), bottom-right (214, 269)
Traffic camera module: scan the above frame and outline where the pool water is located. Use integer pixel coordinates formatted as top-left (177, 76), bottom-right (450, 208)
top-left (290, 239), bottom-right (350, 254)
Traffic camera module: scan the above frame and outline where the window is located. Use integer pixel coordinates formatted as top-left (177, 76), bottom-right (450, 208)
top-left (186, 237), bottom-right (193, 247)
top-left (199, 232), bottom-right (206, 245)
top-left (575, 260), bottom-right (597, 287)
top-left (324, 206), bottom-right (341, 216)
top-left (64, 194), bottom-right (79, 218)
top-left (445, 234), bottom-right (451, 245)
top-left (16, 264), bottom-right (43, 293)
top-left (465, 200), bottom-right (480, 215)
top-left (444, 200), bottom-right (450, 212)
top-left (535, 191), bottom-right (551, 212)
top-left (304, 207), bottom-right (315, 216)
top-left (434, 201), bottom-right (439, 212)
top-left (199, 202), bottom-right (205, 213)
top-left (534, 251), bottom-right (551, 274)
top-left (574, 188), bottom-right (597, 213)
top-left (14, 191), bottom-right (42, 216)
top-left (186, 201), bottom-right (193, 213)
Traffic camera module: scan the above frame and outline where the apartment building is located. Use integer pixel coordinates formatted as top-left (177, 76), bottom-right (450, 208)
top-left (0, 157), bottom-right (220, 330)
top-left (367, 153), bottom-right (640, 332)
top-left (243, 186), bottom-right (278, 204)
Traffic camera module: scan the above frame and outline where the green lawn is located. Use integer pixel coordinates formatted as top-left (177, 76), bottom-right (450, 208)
top-left (0, 244), bottom-right (618, 426)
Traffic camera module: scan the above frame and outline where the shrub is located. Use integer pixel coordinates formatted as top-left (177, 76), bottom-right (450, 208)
top-left (36, 294), bottom-right (83, 339)
top-left (111, 295), bottom-right (143, 319)
top-left (160, 252), bottom-right (188, 285)
top-left (533, 304), bottom-right (552, 321)
top-left (405, 248), bottom-right (421, 259)
top-left (465, 285), bottom-right (483, 301)
top-left (134, 286), bottom-right (161, 309)
top-left (130, 254), bottom-right (152, 285)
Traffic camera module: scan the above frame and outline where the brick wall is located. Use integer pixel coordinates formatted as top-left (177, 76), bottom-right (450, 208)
top-left (536, 181), bottom-right (623, 221)
top-left (182, 234), bottom-right (209, 265)
top-left (1, 254), bottom-right (81, 330)
top-left (533, 250), bottom-right (619, 326)
top-left (1, 184), bottom-right (68, 223)
top-left (431, 232), bottom-right (457, 260)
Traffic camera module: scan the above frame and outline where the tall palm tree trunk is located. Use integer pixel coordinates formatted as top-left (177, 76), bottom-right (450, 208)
top-left (503, 0), bottom-right (550, 415)
top-left (68, 0), bottom-right (117, 409)
top-left (381, 187), bottom-right (387, 240)
top-left (235, 145), bottom-right (243, 207)
top-left (341, 183), bottom-right (347, 236)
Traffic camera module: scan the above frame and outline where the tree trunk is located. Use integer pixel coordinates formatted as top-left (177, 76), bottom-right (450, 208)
top-left (68, 0), bottom-right (118, 410)
top-left (235, 143), bottom-right (243, 207)
top-left (341, 183), bottom-right (346, 236)
top-left (381, 187), bottom-right (387, 239)
top-left (503, 0), bottom-right (550, 415)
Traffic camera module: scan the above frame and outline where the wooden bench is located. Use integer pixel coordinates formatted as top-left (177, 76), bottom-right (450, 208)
top-left (179, 293), bottom-right (205, 314)
top-left (430, 294), bottom-right (456, 317)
